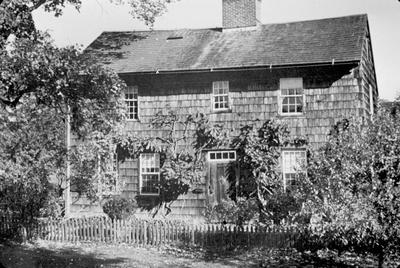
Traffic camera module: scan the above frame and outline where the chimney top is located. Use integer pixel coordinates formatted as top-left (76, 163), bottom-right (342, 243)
top-left (222, 0), bottom-right (261, 30)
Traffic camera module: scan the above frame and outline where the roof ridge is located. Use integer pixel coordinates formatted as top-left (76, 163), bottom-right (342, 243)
top-left (98, 14), bottom-right (367, 35)
top-left (259, 13), bottom-right (367, 27)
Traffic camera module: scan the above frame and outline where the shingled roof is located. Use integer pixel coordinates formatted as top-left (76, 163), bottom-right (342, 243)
top-left (86, 14), bottom-right (368, 74)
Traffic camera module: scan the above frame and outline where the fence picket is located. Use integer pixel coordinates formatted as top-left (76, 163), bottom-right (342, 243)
top-left (0, 214), bottom-right (304, 248)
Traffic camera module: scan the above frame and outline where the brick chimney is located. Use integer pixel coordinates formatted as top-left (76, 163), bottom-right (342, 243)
top-left (222, 0), bottom-right (261, 29)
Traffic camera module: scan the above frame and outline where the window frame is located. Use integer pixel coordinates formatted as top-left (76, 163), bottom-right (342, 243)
top-left (279, 78), bottom-right (304, 116)
top-left (124, 86), bottom-right (139, 121)
top-left (139, 153), bottom-right (160, 196)
top-left (212, 81), bottom-right (230, 112)
top-left (281, 149), bottom-right (307, 190)
top-left (208, 150), bottom-right (236, 163)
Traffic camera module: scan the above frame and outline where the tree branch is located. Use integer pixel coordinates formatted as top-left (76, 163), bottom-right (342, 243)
top-left (30, 0), bottom-right (48, 11)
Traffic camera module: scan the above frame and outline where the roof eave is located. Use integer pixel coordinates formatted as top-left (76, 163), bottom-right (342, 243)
top-left (117, 60), bottom-right (360, 76)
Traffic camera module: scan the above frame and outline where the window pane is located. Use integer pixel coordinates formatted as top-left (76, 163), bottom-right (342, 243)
top-left (283, 97), bottom-right (289, 105)
top-left (297, 104), bottom-right (303, 113)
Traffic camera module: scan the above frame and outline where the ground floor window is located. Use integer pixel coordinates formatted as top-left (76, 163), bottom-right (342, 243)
top-left (282, 150), bottom-right (306, 190)
top-left (139, 153), bottom-right (160, 195)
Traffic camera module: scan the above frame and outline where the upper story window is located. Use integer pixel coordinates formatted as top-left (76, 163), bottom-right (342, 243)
top-left (280, 78), bottom-right (304, 115)
top-left (212, 81), bottom-right (230, 111)
top-left (282, 150), bottom-right (306, 190)
top-left (139, 153), bottom-right (160, 195)
top-left (208, 150), bottom-right (236, 162)
top-left (124, 86), bottom-right (138, 120)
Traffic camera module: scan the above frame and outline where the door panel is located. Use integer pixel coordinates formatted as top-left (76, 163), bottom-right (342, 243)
top-left (208, 163), bottom-right (230, 206)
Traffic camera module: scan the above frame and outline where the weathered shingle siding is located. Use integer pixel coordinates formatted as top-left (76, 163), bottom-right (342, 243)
top-left (359, 27), bottom-right (378, 118)
top-left (118, 65), bottom-right (366, 217)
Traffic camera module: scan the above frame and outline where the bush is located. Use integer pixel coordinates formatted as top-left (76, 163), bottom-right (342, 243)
top-left (263, 190), bottom-right (306, 225)
top-left (204, 198), bottom-right (258, 225)
top-left (102, 197), bottom-right (137, 220)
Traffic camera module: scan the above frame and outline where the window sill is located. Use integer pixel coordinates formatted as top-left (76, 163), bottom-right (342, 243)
top-left (276, 113), bottom-right (306, 119)
top-left (126, 119), bottom-right (140, 122)
top-left (139, 193), bottom-right (160, 196)
top-left (211, 109), bottom-right (232, 114)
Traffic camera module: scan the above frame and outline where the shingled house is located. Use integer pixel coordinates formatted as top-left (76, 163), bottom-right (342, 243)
top-left (76, 0), bottom-right (378, 219)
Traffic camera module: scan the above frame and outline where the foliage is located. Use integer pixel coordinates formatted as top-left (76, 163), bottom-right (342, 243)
top-left (102, 197), bottom-right (137, 220)
top-left (227, 120), bottom-right (307, 222)
top-left (0, 0), bottom-right (176, 228)
top-left (0, 0), bottom-right (177, 47)
top-left (263, 190), bottom-right (306, 225)
top-left (118, 110), bottom-right (226, 216)
top-left (294, 108), bottom-right (400, 267)
top-left (204, 198), bottom-right (259, 225)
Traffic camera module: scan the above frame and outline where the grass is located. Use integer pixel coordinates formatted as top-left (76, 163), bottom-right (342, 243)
top-left (1, 240), bottom-right (399, 268)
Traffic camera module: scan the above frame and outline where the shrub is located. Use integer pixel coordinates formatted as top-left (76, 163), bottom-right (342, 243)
top-left (102, 197), bottom-right (137, 220)
top-left (204, 198), bottom-right (258, 225)
top-left (263, 190), bottom-right (306, 225)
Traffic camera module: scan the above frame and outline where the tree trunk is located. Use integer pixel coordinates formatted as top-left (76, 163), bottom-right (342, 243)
top-left (378, 252), bottom-right (384, 268)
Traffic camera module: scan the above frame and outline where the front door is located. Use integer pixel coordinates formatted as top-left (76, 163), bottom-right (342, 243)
top-left (209, 163), bottom-right (230, 205)
top-left (206, 150), bottom-right (237, 206)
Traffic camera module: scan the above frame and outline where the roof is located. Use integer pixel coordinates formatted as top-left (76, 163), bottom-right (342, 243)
top-left (86, 14), bottom-right (368, 74)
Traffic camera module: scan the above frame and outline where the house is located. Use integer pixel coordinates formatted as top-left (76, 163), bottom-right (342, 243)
top-left (73, 0), bottom-right (378, 219)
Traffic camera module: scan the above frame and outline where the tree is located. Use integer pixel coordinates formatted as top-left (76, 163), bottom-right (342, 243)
top-left (0, 0), bottom-right (180, 227)
top-left (296, 107), bottom-right (400, 267)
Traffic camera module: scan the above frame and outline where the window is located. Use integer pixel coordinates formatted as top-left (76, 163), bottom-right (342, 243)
top-left (282, 150), bottom-right (306, 189)
top-left (124, 86), bottom-right (138, 120)
top-left (208, 150), bottom-right (236, 162)
top-left (280, 78), bottom-right (304, 115)
top-left (212, 81), bottom-right (229, 111)
top-left (139, 153), bottom-right (160, 195)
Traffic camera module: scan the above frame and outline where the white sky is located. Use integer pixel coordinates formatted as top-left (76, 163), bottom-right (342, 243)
top-left (33, 0), bottom-right (400, 100)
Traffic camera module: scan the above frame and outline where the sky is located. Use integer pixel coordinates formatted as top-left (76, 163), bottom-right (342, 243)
top-left (33, 0), bottom-right (400, 100)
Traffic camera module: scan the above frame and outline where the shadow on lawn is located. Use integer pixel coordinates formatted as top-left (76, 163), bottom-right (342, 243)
top-left (0, 242), bottom-right (127, 268)
top-left (167, 244), bottom-right (372, 268)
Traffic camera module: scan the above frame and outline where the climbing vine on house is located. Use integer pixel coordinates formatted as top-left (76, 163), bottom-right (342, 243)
top-left (116, 110), bottom-right (229, 216)
top-left (226, 120), bottom-right (308, 223)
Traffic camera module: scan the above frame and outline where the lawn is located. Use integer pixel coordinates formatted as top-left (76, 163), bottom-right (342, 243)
top-left (0, 240), bottom-right (398, 268)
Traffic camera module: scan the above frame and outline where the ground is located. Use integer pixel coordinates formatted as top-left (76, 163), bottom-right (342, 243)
top-left (0, 241), bottom-right (398, 268)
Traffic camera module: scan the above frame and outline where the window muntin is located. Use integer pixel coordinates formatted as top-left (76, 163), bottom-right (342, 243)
top-left (139, 153), bottom-right (160, 195)
top-left (282, 150), bottom-right (306, 189)
top-left (212, 81), bottom-right (229, 111)
top-left (208, 150), bottom-right (236, 162)
top-left (280, 78), bottom-right (304, 115)
top-left (124, 86), bottom-right (138, 120)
